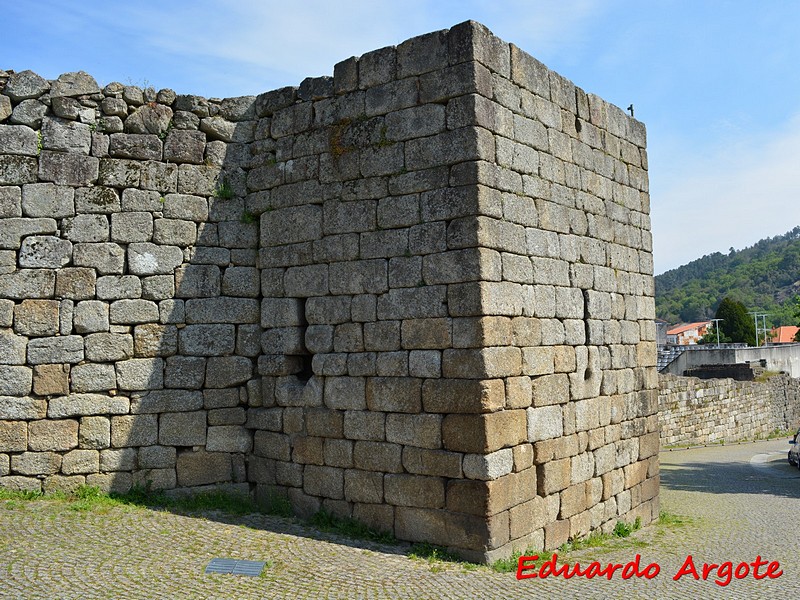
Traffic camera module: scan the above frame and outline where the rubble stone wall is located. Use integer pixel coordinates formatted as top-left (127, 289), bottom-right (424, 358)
top-left (659, 373), bottom-right (800, 446)
top-left (0, 67), bottom-right (260, 496)
top-left (0, 21), bottom-right (656, 562)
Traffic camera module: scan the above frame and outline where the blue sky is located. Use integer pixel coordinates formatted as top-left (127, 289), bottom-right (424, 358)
top-left (4, 1), bottom-right (800, 274)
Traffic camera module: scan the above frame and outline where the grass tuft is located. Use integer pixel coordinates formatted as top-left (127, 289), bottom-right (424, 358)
top-left (310, 509), bottom-right (396, 545)
top-left (213, 178), bottom-right (234, 199)
top-left (492, 549), bottom-right (554, 573)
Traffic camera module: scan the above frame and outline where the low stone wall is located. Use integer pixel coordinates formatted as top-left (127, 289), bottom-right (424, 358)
top-left (659, 373), bottom-right (800, 446)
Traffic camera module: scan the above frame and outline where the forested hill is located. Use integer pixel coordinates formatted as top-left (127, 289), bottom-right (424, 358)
top-left (655, 226), bottom-right (800, 325)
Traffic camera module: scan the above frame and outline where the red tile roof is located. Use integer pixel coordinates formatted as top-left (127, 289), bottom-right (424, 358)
top-left (770, 326), bottom-right (799, 343)
top-left (666, 321), bottom-right (712, 336)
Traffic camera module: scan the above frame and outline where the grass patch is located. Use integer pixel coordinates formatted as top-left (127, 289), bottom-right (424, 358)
top-left (492, 549), bottom-right (554, 574)
top-left (0, 489), bottom-right (43, 502)
top-left (754, 370), bottom-right (781, 383)
top-left (491, 517), bottom-right (646, 573)
top-left (408, 543), bottom-right (466, 573)
top-left (309, 509), bottom-right (396, 545)
top-left (613, 516), bottom-right (642, 538)
top-left (0, 485), bottom-right (269, 517)
top-left (213, 178), bottom-right (234, 199)
top-left (657, 510), bottom-right (691, 527)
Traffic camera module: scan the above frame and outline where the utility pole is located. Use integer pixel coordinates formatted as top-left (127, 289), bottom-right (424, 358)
top-left (750, 312), bottom-right (759, 346)
top-left (749, 311), bottom-right (771, 346)
top-left (710, 318), bottom-right (723, 348)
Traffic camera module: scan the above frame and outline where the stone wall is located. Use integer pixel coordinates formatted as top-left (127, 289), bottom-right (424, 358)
top-left (659, 373), bottom-right (800, 446)
top-left (0, 21), bottom-right (657, 562)
top-left (0, 69), bottom-right (260, 495)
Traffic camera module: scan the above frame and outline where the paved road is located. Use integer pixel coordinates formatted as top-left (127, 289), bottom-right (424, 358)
top-left (1, 438), bottom-right (798, 599)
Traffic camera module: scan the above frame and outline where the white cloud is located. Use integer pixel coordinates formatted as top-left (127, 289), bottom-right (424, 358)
top-left (651, 113), bottom-right (800, 274)
top-left (52, 0), bottom-right (613, 92)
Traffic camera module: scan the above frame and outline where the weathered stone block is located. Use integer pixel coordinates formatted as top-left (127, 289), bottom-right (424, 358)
top-left (38, 151), bottom-right (99, 186)
top-left (132, 323), bottom-right (177, 357)
top-left (402, 446), bottom-right (462, 479)
top-left (27, 335), bottom-right (84, 365)
top-left (206, 425), bottom-right (253, 453)
top-left (111, 212), bottom-right (153, 243)
top-left (109, 133), bottom-right (162, 161)
top-left (185, 298), bottom-right (259, 324)
top-left (159, 411), bottom-right (207, 446)
top-left (61, 449), bottom-right (99, 475)
top-left (537, 457), bottom-right (572, 496)
top-left (531, 373), bottom-right (570, 407)
top-left (353, 441), bottom-right (403, 473)
top-left (0, 155), bottom-right (38, 185)
top-left (303, 464), bottom-right (344, 499)
top-left (0, 421), bottom-right (27, 452)
top-left (130, 390), bottom-right (203, 414)
top-left (176, 449), bottom-right (231, 486)
top-left (0, 365), bottom-right (33, 396)
top-left (73, 300), bottom-right (110, 334)
top-left (5, 70), bottom-right (50, 101)
top-left (385, 413), bottom-right (441, 449)
top-left (463, 448), bottom-right (514, 481)
top-left (47, 393), bottom-right (129, 418)
top-left (127, 242), bottom-right (183, 276)
top-left (70, 363), bottom-right (117, 393)
top-left (0, 187), bottom-right (22, 219)
top-left (179, 324), bottom-right (235, 356)
top-left (163, 130), bottom-right (206, 164)
top-left (421, 378), bottom-right (505, 414)
top-left (13, 299), bottom-right (60, 337)
top-left (12, 451), bottom-right (62, 475)
top-left (138, 445), bottom-right (177, 469)
top-left (28, 419), bottom-right (78, 452)
top-left (322, 377), bottom-right (365, 411)
top-left (527, 405), bottom-right (564, 442)
top-left (344, 469), bottom-right (383, 504)
top-left (55, 267), bottom-right (96, 300)
top-left (394, 506), bottom-right (490, 552)
top-left (84, 332), bottom-right (134, 362)
top-left (95, 275), bottom-right (142, 301)
top-left (109, 299), bottom-right (159, 324)
top-left (0, 330), bottom-right (28, 365)
top-left (442, 410), bottom-right (527, 453)
top-left (115, 358), bottom-right (164, 390)
top-left (79, 416), bottom-right (110, 449)
top-left (73, 243), bottom-right (125, 275)
top-left (366, 377), bottom-right (421, 413)
top-left (385, 474), bottom-right (445, 508)
top-left (21, 183), bottom-right (75, 218)
top-left (141, 275), bottom-right (175, 303)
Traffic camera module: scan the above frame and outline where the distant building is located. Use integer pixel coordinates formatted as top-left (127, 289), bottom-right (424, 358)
top-left (666, 321), bottom-right (712, 345)
top-left (768, 326), bottom-right (799, 344)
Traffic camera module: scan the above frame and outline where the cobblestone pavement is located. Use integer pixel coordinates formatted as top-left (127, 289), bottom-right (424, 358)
top-left (1, 438), bottom-right (798, 599)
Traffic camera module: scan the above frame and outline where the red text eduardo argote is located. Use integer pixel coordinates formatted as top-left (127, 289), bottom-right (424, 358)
top-left (517, 554), bottom-right (782, 587)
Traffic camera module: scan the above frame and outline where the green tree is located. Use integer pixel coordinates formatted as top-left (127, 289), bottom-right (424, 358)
top-left (697, 323), bottom-right (730, 345)
top-left (715, 297), bottom-right (756, 346)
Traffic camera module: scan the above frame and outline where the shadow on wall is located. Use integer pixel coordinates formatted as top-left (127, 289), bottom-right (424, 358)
top-left (104, 92), bottom-right (262, 495)
top-left (0, 69), bottom-right (262, 496)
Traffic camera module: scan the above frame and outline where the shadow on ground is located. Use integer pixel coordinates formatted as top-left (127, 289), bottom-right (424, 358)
top-left (660, 453), bottom-right (800, 498)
